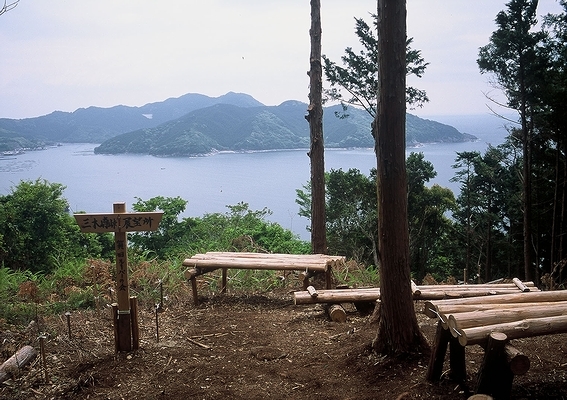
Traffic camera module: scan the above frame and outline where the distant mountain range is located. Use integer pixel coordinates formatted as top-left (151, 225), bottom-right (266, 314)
top-left (0, 92), bottom-right (476, 156)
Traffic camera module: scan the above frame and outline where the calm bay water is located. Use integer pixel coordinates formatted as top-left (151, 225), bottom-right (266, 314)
top-left (0, 115), bottom-right (509, 240)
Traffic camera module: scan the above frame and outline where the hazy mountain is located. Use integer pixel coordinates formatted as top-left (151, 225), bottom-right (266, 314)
top-left (0, 92), bottom-right (263, 145)
top-left (94, 100), bottom-right (476, 156)
top-left (0, 91), bottom-right (475, 155)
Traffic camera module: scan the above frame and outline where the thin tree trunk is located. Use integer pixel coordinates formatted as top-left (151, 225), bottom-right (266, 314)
top-left (373, 0), bottom-right (427, 355)
top-left (307, 0), bottom-right (326, 254)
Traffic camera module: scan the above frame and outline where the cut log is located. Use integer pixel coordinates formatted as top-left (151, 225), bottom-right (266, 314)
top-left (294, 288), bottom-right (381, 305)
top-left (426, 321), bottom-right (451, 381)
top-left (424, 300), bottom-right (567, 319)
top-left (327, 304), bottom-right (347, 323)
top-left (413, 288), bottom-right (536, 301)
top-left (447, 302), bottom-right (567, 335)
top-left (513, 277), bottom-right (530, 292)
top-left (0, 345), bottom-right (38, 384)
top-left (417, 282), bottom-right (535, 290)
top-left (411, 280), bottom-right (420, 296)
top-left (456, 314), bottom-right (567, 346)
top-left (505, 344), bottom-right (530, 375)
top-left (475, 332), bottom-right (513, 399)
top-left (425, 290), bottom-right (567, 314)
top-left (307, 285), bottom-right (318, 297)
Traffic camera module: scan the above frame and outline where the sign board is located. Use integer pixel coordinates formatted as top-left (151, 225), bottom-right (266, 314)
top-left (74, 212), bottom-right (163, 233)
top-left (74, 204), bottom-right (163, 352)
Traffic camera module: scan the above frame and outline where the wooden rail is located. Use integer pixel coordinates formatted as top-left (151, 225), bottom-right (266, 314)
top-left (183, 252), bottom-right (345, 305)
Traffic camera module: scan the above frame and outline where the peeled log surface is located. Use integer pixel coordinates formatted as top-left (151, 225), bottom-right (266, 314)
top-left (0, 345), bottom-right (37, 383)
top-left (456, 314), bottom-right (567, 346)
top-left (183, 252), bottom-right (345, 272)
top-left (417, 282), bottom-right (536, 290)
top-left (447, 302), bottom-right (567, 335)
top-left (294, 288), bottom-right (381, 305)
top-left (414, 288), bottom-right (536, 301)
top-left (424, 300), bottom-right (567, 319)
top-left (295, 285), bottom-right (537, 305)
top-left (423, 290), bottom-right (567, 318)
top-left (513, 277), bottom-right (530, 292)
top-left (327, 304), bottom-right (347, 323)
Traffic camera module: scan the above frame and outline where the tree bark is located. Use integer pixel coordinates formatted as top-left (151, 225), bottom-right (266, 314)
top-left (373, 0), bottom-right (427, 355)
top-left (307, 0), bottom-right (326, 255)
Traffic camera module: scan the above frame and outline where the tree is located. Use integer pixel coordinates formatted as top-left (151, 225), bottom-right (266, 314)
top-left (306, 0), bottom-right (326, 254)
top-left (477, 0), bottom-right (546, 280)
top-left (0, 179), bottom-right (112, 272)
top-left (407, 153), bottom-right (456, 281)
top-left (373, 0), bottom-right (427, 355)
top-left (130, 196), bottom-right (188, 258)
top-left (323, 14), bottom-right (428, 118)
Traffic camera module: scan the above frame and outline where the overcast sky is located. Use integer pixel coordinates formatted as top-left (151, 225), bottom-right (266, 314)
top-left (0, 0), bottom-right (563, 120)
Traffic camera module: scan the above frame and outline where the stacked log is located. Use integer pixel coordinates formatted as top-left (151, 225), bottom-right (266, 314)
top-left (425, 290), bottom-right (567, 346)
top-left (294, 288), bottom-right (381, 305)
top-left (294, 280), bottom-right (537, 305)
top-left (183, 252), bottom-right (345, 272)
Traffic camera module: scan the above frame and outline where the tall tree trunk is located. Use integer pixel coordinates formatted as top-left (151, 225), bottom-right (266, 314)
top-left (307, 0), bottom-right (326, 254)
top-left (373, 0), bottom-right (427, 355)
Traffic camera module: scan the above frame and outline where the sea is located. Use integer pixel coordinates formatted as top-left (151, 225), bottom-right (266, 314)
top-left (0, 114), bottom-right (511, 241)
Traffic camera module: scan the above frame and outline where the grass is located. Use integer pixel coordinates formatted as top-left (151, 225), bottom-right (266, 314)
top-left (0, 254), bottom-right (381, 327)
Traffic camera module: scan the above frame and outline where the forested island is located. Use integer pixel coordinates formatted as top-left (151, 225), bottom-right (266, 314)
top-left (0, 92), bottom-right (475, 156)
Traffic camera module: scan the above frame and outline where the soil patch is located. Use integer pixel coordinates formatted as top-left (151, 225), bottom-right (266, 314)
top-left (2, 290), bottom-right (567, 399)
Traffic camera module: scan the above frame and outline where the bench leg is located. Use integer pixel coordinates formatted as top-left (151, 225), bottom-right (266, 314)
top-left (221, 268), bottom-right (227, 294)
top-left (426, 321), bottom-right (450, 381)
top-left (476, 332), bottom-right (513, 399)
top-left (191, 277), bottom-right (199, 306)
top-left (449, 337), bottom-right (466, 384)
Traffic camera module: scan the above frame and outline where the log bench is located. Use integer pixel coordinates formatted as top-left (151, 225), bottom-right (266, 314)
top-left (424, 290), bottom-right (567, 399)
top-left (293, 280), bottom-right (538, 305)
top-left (183, 252), bottom-right (345, 305)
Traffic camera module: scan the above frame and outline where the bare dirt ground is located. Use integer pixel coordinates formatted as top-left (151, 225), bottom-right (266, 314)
top-left (2, 287), bottom-right (567, 400)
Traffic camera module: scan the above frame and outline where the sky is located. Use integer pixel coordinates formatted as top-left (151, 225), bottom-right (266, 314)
top-left (0, 0), bottom-right (564, 120)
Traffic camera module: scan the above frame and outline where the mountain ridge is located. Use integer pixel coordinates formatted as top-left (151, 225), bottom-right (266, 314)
top-left (0, 92), bottom-right (476, 155)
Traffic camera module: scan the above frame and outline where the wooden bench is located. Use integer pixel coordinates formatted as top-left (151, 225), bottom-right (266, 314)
top-left (424, 290), bottom-right (567, 398)
top-left (183, 252), bottom-right (345, 305)
top-left (293, 279), bottom-right (538, 305)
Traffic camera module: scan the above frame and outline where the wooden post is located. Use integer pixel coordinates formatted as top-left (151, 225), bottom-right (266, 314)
top-left (113, 203), bottom-right (131, 352)
top-left (74, 202), bottom-right (162, 352)
top-left (112, 303), bottom-right (119, 353)
top-left (475, 332), bottom-right (513, 399)
top-left (221, 268), bottom-right (227, 293)
top-left (130, 296), bottom-right (139, 350)
top-left (426, 321), bottom-right (450, 381)
top-left (449, 336), bottom-right (466, 384)
top-left (190, 277), bottom-right (199, 306)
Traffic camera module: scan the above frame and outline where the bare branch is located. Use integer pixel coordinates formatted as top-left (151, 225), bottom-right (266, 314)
top-left (0, 0), bottom-right (19, 16)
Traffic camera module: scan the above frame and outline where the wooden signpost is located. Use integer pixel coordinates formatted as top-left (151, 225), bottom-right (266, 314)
top-left (74, 202), bottom-right (163, 352)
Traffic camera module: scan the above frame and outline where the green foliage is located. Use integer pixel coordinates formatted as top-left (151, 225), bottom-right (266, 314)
top-left (323, 14), bottom-right (429, 116)
top-left (179, 202), bottom-right (309, 256)
top-left (297, 157), bottom-right (456, 280)
top-left (130, 195), bottom-right (188, 258)
top-left (407, 153), bottom-right (457, 280)
top-left (129, 198), bottom-right (309, 259)
top-left (0, 179), bottom-right (114, 274)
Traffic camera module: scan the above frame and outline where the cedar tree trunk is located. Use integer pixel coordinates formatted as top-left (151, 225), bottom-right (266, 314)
top-left (373, 0), bottom-right (428, 355)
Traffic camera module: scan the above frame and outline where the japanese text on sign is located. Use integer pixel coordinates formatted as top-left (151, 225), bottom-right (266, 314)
top-left (74, 212), bottom-right (163, 233)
